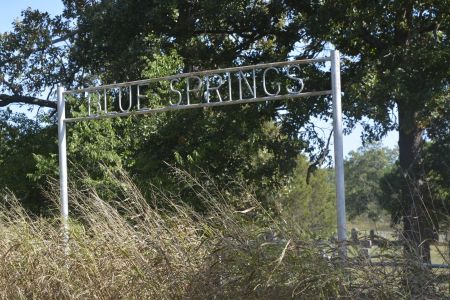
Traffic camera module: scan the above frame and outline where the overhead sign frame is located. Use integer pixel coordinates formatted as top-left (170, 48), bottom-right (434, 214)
top-left (57, 50), bottom-right (347, 257)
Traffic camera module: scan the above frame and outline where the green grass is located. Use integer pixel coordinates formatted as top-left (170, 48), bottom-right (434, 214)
top-left (348, 214), bottom-right (394, 232)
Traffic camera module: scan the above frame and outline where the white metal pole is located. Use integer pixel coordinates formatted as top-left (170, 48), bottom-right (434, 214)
top-left (331, 50), bottom-right (347, 258)
top-left (57, 86), bottom-right (69, 245)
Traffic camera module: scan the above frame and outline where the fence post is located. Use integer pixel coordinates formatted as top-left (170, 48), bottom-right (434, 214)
top-left (331, 50), bottom-right (347, 259)
top-left (57, 86), bottom-right (69, 247)
top-left (448, 240), bottom-right (450, 263)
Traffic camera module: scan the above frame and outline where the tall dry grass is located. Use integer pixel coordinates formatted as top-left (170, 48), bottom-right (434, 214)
top-left (0, 169), bottom-right (448, 299)
top-left (0, 170), bottom-right (343, 299)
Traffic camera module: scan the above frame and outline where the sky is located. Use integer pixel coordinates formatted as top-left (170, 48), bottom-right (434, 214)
top-left (1, 1), bottom-right (399, 156)
top-left (0, 1), bottom-right (64, 32)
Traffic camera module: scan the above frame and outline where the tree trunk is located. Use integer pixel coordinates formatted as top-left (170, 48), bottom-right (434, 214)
top-left (398, 102), bottom-right (431, 264)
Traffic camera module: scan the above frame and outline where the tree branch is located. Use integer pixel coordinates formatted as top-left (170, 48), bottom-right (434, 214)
top-left (51, 30), bottom-right (77, 45)
top-left (192, 28), bottom-right (277, 38)
top-left (359, 27), bottom-right (386, 52)
top-left (306, 129), bottom-right (333, 184)
top-left (0, 94), bottom-right (57, 109)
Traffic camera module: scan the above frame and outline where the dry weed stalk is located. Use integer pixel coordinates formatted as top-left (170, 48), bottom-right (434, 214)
top-left (0, 169), bottom-right (448, 299)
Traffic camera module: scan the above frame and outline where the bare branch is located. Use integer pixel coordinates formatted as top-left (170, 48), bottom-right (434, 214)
top-left (0, 94), bottom-right (57, 109)
top-left (51, 30), bottom-right (77, 45)
top-left (306, 129), bottom-right (333, 184)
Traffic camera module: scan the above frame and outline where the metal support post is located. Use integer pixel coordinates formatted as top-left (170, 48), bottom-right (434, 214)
top-left (57, 86), bottom-right (69, 246)
top-left (331, 50), bottom-right (347, 258)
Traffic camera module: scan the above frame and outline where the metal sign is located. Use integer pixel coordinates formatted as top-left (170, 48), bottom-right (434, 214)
top-left (63, 58), bottom-right (332, 122)
top-left (57, 50), bottom-right (347, 256)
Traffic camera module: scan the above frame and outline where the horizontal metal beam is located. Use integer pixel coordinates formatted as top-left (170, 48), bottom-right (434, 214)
top-left (64, 90), bottom-right (332, 123)
top-left (64, 57), bottom-right (331, 94)
top-left (369, 261), bottom-right (449, 269)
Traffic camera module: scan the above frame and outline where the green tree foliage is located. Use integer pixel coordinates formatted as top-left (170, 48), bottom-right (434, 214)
top-left (0, 109), bottom-right (56, 212)
top-left (64, 0), bottom-right (306, 80)
top-left (288, 0), bottom-right (450, 262)
top-left (380, 141), bottom-right (450, 230)
top-left (0, 2), bottom-right (322, 211)
top-left (277, 155), bottom-right (336, 237)
top-left (1, 0), bottom-right (449, 265)
top-left (422, 94), bottom-right (450, 221)
top-left (345, 143), bottom-right (397, 221)
top-left (129, 52), bottom-right (301, 206)
top-left (10, 50), bottom-right (301, 211)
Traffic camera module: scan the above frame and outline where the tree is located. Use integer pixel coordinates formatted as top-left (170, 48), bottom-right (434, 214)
top-left (0, 109), bottom-right (56, 212)
top-left (2, 0), bottom-right (448, 266)
top-left (0, 1), bottom-right (327, 211)
top-left (0, 8), bottom-right (71, 109)
top-left (117, 51), bottom-right (304, 208)
top-left (287, 0), bottom-right (450, 263)
top-left (277, 155), bottom-right (336, 237)
top-left (344, 143), bottom-right (397, 221)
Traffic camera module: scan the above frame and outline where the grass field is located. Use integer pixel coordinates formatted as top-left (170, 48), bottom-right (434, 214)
top-left (0, 172), bottom-right (448, 299)
top-left (348, 217), bottom-right (449, 265)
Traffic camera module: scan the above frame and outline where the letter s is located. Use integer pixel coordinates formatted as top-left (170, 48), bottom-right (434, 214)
top-left (286, 65), bottom-right (304, 94)
top-left (170, 79), bottom-right (182, 105)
